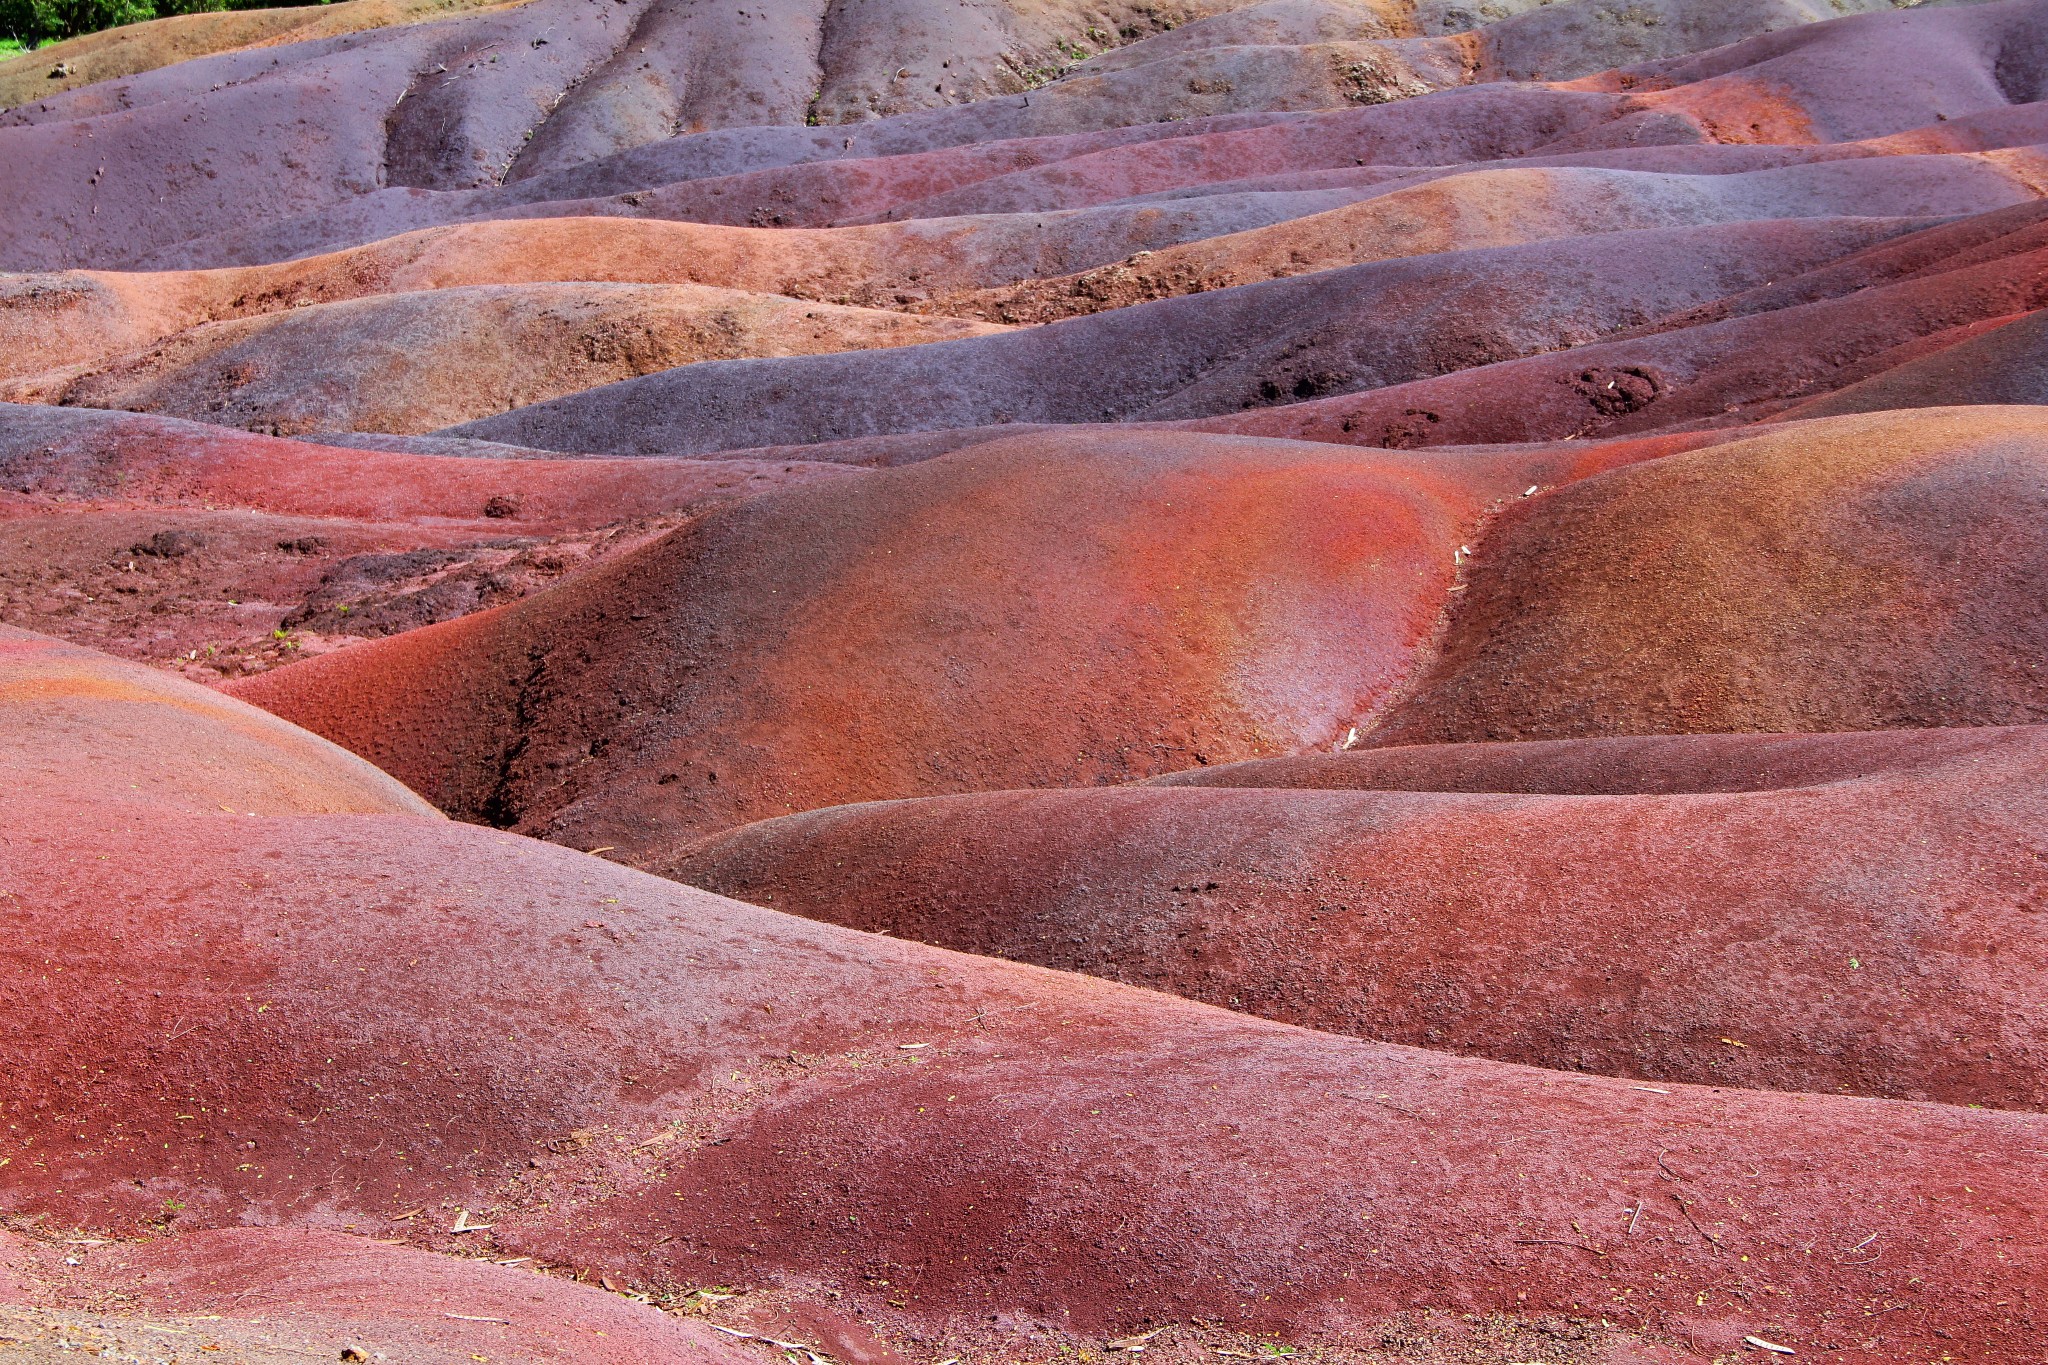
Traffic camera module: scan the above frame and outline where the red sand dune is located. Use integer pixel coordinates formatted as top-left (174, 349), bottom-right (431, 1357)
top-left (930, 154), bottom-right (2030, 322)
top-left (0, 623), bottom-right (437, 814)
top-left (224, 426), bottom-right (1700, 855)
top-left (31, 146), bottom-right (1993, 389)
top-left (226, 407), bottom-right (2048, 865)
top-left (445, 218), bottom-right (1910, 455)
top-left (1783, 306), bottom-right (2048, 418)
top-left (0, 211), bottom-right (1277, 379)
top-left (0, 0), bottom-right (531, 109)
top-left (7, 631), bottom-right (2048, 1362)
top-left (5, 0), bottom-right (2038, 273)
top-left (0, 404), bottom-right (866, 531)
top-left (1143, 724), bottom-right (2033, 795)
top-left (1194, 201), bottom-right (2048, 447)
top-left (669, 723), bottom-right (2048, 1108)
top-left (455, 92), bottom-right (1757, 233)
top-left (6, 0), bottom-right (2048, 1357)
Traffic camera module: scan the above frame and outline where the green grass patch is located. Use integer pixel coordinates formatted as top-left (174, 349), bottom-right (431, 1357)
top-left (3, 0), bottom-right (327, 48)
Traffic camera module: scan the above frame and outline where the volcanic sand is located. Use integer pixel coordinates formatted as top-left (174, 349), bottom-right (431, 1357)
top-left (1783, 306), bottom-right (2048, 418)
top-left (8, 630), bottom-right (2048, 1361)
top-left (1193, 202), bottom-right (2048, 447)
top-left (669, 723), bottom-right (2048, 1108)
top-left (0, 404), bottom-right (864, 675)
top-left (928, 155), bottom-right (2030, 322)
top-left (6, 1), bottom-right (2048, 1359)
top-left (0, 0), bottom-right (534, 110)
top-left (1369, 404), bottom-right (2048, 742)
top-left (10, 0), bottom-right (2045, 274)
top-left (0, 623), bottom-right (437, 814)
top-left (0, 1227), bottom-right (755, 1364)
top-left (0, 283), bottom-right (1002, 435)
top-left (444, 218), bottom-right (1911, 455)
top-left (13, 144), bottom-right (2006, 393)
top-left (219, 425), bottom-right (1724, 856)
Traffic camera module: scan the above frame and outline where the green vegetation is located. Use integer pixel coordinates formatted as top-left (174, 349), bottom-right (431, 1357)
top-left (0, 0), bottom-right (325, 48)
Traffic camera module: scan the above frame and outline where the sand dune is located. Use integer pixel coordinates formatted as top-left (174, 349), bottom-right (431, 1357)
top-left (8, 0), bottom-right (2048, 1357)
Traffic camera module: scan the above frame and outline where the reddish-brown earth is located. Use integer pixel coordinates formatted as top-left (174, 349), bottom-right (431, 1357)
top-left (8, 633), bottom-right (2048, 1364)
top-left (7, 0), bottom-right (2048, 1358)
top-left (221, 405), bottom-right (2048, 860)
top-left (1365, 406), bottom-right (2048, 743)
top-left (0, 623), bottom-right (438, 812)
top-left (1192, 202), bottom-right (2048, 446)
top-left (437, 218), bottom-right (1919, 454)
top-left (0, 404), bottom-right (864, 676)
top-left (0, 1226), bottom-right (757, 1363)
top-left (669, 723), bottom-right (2048, 1108)
top-left (0, 0), bottom-right (534, 108)
top-left (224, 425), bottom-right (1710, 854)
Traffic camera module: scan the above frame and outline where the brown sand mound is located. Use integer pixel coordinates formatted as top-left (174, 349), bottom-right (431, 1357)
top-left (0, 282), bottom-right (1004, 435)
top-left (1370, 404), bottom-right (2048, 743)
top-left (0, 404), bottom-right (863, 677)
top-left (0, 622), bottom-right (436, 814)
top-left (927, 155), bottom-right (2025, 323)
top-left (5, 6), bottom-right (2048, 1362)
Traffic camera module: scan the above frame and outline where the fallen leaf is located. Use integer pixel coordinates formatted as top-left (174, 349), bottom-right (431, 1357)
top-left (1109, 1327), bottom-right (1167, 1351)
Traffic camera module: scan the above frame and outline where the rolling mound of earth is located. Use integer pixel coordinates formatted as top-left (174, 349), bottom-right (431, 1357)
top-left (0, 403), bottom-right (865, 675)
top-left (223, 424), bottom-right (1704, 852)
top-left (8, 628), bottom-right (2048, 1365)
top-left (0, 1226), bottom-right (762, 1364)
top-left (220, 406), bottom-right (2048, 859)
top-left (7, 0), bottom-right (2048, 1358)
top-left (667, 722), bottom-right (2048, 1108)
top-left (0, 282), bottom-right (1003, 435)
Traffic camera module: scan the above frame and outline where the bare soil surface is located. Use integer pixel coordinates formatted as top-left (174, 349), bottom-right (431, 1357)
top-left (6, 1), bottom-right (2048, 1359)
